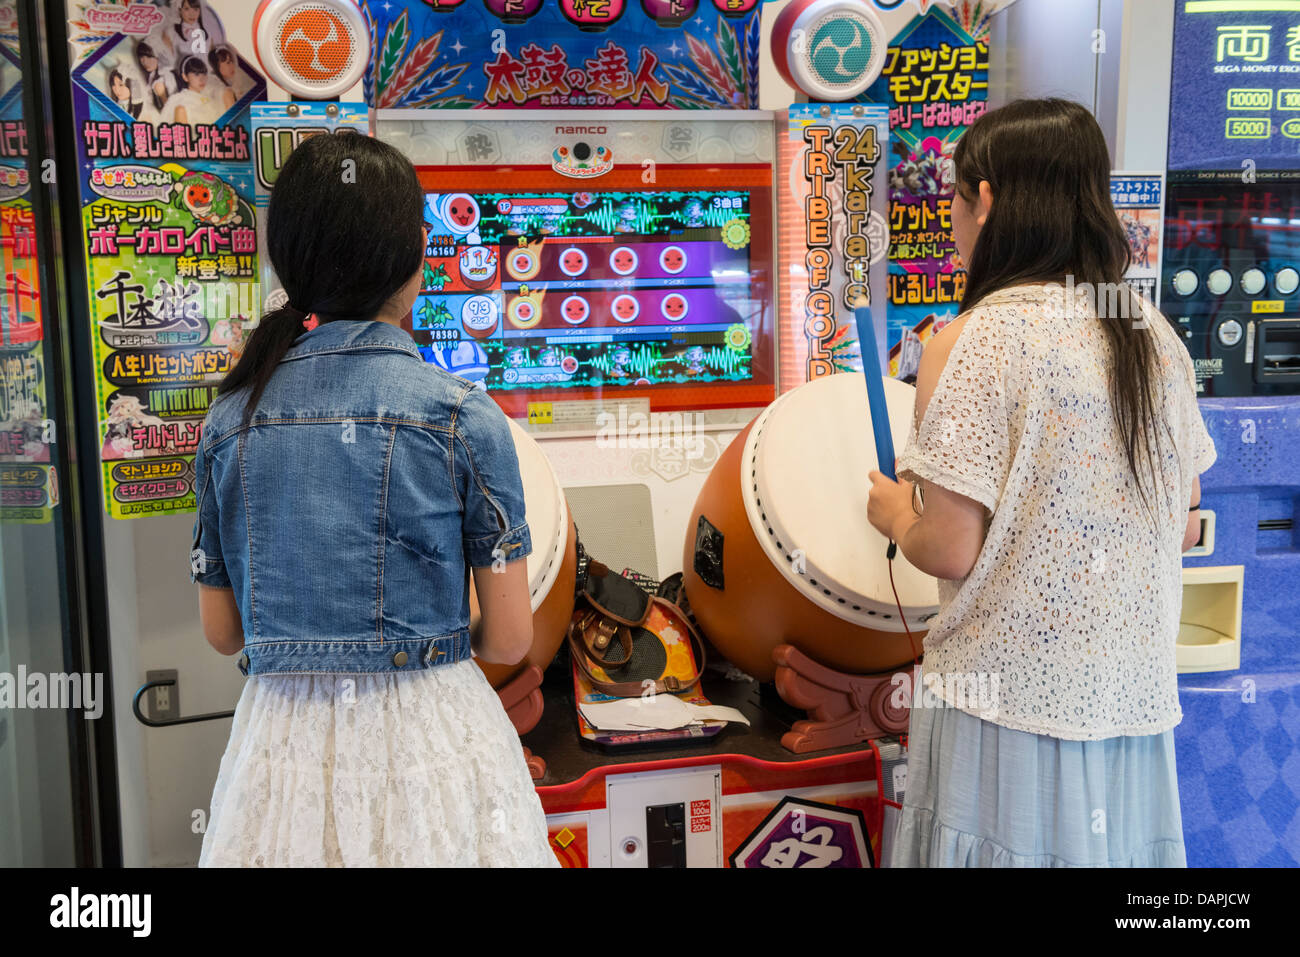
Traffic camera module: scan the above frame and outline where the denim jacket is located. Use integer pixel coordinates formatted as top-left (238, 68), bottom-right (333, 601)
top-left (189, 320), bottom-right (532, 676)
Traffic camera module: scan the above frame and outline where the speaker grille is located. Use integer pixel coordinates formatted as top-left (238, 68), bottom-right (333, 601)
top-left (564, 483), bottom-right (659, 581)
top-left (272, 5), bottom-right (362, 89)
top-left (799, 11), bottom-right (880, 93)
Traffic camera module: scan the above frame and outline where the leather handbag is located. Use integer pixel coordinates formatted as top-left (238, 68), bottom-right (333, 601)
top-left (569, 543), bottom-right (707, 698)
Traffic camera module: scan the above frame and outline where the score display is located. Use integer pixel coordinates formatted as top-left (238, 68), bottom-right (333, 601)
top-left (1169, 1), bottom-right (1300, 176)
top-left (410, 173), bottom-right (775, 414)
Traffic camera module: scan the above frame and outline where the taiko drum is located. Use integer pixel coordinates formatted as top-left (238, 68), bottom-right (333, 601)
top-left (682, 373), bottom-right (939, 682)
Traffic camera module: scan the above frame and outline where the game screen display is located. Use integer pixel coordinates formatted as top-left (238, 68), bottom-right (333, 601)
top-left (412, 168), bottom-right (774, 415)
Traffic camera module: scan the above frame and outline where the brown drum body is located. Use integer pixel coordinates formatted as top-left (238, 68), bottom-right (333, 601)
top-left (476, 508), bottom-right (578, 689)
top-left (682, 422), bottom-right (924, 683)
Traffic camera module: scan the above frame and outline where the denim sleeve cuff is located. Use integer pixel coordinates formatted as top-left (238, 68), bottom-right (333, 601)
top-left (464, 523), bottom-right (532, 569)
top-left (190, 550), bottom-right (232, 588)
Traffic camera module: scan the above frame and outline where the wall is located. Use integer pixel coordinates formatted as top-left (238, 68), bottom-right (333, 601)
top-left (1113, 0), bottom-right (1175, 171)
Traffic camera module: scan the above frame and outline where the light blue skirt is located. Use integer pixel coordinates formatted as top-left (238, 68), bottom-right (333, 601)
top-left (888, 701), bottom-right (1187, 867)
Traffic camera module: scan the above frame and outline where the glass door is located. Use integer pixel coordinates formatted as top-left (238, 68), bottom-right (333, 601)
top-left (0, 0), bottom-right (117, 867)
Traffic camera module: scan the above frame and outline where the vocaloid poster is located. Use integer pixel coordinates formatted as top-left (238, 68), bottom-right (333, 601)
top-left (67, 0), bottom-right (265, 518)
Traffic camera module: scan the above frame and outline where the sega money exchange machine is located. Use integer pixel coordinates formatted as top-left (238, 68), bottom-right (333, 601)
top-left (48, 0), bottom-right (1297, 868)
top-left (1157, 2), bottom-right (1300, 868)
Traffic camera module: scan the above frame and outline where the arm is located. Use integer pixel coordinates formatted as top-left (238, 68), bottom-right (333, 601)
top-left (1183, 475), bottom-right (1203, 553)
top-left (198, 584), bottom-right (244, 655)
top-left (868, 315), bottom-right (990, 580)
top-left (470, 562), bottom-right (533, 665)
top-left (455, 386), bottom-right (535, 664)
top-left (191, 423), bottom-right (241, 653)
top-left (872, 478), bottom-right (988, 580)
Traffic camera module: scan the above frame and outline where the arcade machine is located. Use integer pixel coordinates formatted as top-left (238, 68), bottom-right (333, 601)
top-left (352, 0), bottom-right (998, 868)
top-left (365, 0), bottom-right (901, 864)
top-left (1160, 2), bottom-right (1300, 867)
top-left (80, 0), bottom-right (1242, 868)
top-left (67, 0), bottom-right (1014, 867)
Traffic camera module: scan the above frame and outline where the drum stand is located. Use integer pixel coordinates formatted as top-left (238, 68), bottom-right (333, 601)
top-left (772, 645), bottom-right (913, 754)
top-left (495, 664), bottom-right (548, 780)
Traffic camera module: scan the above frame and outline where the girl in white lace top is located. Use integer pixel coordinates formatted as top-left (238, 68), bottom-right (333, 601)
top-left (868, 99), bottom-right (1215, 867)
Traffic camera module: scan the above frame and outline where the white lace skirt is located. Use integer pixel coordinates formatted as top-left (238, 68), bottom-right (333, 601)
top-left (198, 659), bottom-right (560, 867)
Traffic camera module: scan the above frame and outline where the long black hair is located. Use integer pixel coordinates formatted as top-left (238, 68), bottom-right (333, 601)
top-left (218, 130), bottom-right (425, 418)
top-left (176, 55), bottom-right (208, 90)
top-left (135, 41), bottom-right (167, 112)
top-left (953, 97), bottom-right (1167, 514)
top-left (172, 0), bottom-right (214, 47)
top-left (108, 69), bottom-right (141, 119)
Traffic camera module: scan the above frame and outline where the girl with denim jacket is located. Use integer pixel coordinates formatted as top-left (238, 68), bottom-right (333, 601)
top-left (190, 131), bottom-right (557, 867)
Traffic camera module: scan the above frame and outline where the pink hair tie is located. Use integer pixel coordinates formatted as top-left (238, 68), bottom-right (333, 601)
top-left (303, 313), bottom-right (319, 331)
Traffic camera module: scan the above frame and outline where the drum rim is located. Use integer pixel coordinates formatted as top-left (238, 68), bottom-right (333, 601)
top-left (739, 376), bottom-right (939, 632)
top-left (508, 420), bottom-right (568, 612)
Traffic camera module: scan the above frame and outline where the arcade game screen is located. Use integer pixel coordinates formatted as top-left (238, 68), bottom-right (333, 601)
top-left (413, 167), bottom-right (775, 415)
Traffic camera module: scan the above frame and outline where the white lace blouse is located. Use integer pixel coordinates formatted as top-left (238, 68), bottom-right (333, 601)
top-left (897, 284), bottom-right (1217, 741)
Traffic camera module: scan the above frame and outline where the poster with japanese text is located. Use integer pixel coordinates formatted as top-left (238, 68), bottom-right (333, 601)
top-left (862, 2), bottom-right (991, 381)
top-left (0, 21), bottom-right (56, 524)
top-left (359, 1), bottom-right (761, 109)
top-left (777, 103), bottom-right (890, 390)
top-left (1111, 173), bottom-right (1164, 308)
top-left (67, 0), bottom-right (264, 519)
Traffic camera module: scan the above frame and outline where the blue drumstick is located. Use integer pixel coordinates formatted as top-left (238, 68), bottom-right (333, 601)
top-left (854, 305), bottom-right (895, 481)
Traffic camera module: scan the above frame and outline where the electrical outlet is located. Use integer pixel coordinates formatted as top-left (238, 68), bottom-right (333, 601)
top-left (146, 669), bottom-right (179, 723)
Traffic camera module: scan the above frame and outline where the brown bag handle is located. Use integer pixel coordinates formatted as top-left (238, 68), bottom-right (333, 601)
top-left (572, 608), bottom-right (634, 668)
top-left (569, 597), bottom-right (707, 698)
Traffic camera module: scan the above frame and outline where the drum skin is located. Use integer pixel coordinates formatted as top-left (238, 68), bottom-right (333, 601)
top-left (476, 507), bottom-right (578, 689)
top-left (682, 421), bottom-right (923, 683)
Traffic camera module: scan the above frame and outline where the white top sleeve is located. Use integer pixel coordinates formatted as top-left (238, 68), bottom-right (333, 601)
top-left (897, 310), bottom-right (1011, 515)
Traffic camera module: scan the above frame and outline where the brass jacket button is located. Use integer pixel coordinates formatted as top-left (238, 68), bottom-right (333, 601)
top-left (393, 651), bottom-right (408, 667)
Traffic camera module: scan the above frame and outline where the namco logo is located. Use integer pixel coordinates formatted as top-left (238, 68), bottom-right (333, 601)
top-left (279, 9), bottom-right (352, 80)
top-left (555, 126), bottom-right (607, 135)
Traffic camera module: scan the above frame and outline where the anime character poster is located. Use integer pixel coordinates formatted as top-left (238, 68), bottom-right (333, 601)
top-left (0, 10), bottom-right (57, 524)
top-left (359, 1), bottom-right (762, 109)
top-left (67, 0), bottom-right (265, 518)
top-left (1111, 173), bottom-right (1163, 307)
top-left (861, 1), bottom-right (992, 381)
top-left (777, 103), bottom-right (890, 390)
top-left (250, 103), bottom-right (369, 316)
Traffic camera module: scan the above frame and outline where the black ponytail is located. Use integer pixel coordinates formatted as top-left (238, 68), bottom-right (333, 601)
top-left (218, 306), bottom-right (305, 419)
top-left (216, 130), bottom-right (425, 420)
